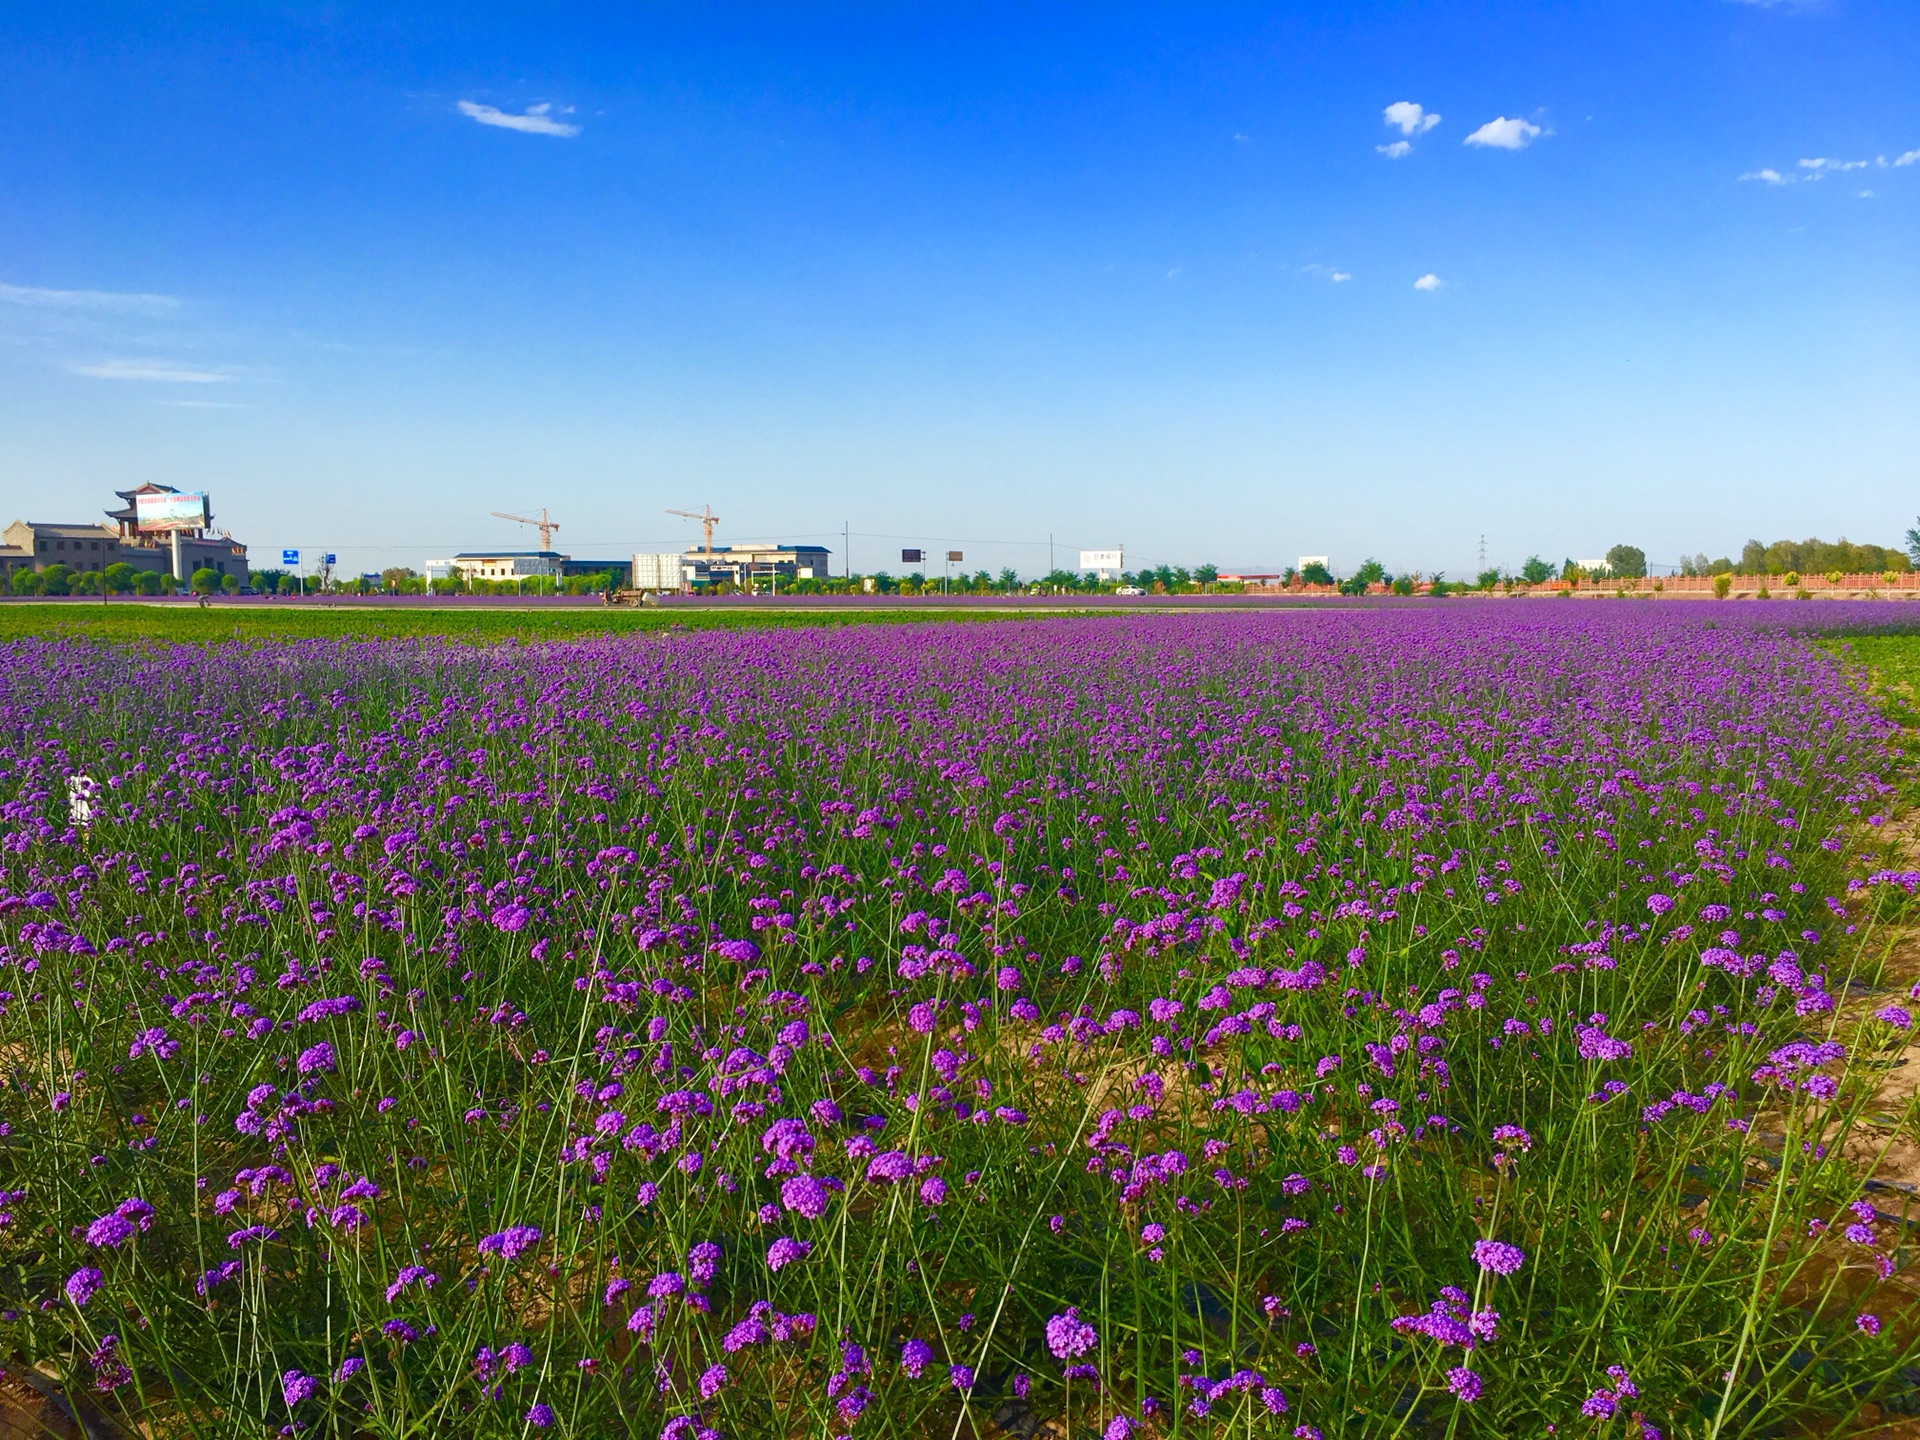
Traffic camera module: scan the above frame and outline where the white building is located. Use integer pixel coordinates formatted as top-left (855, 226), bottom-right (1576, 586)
top-left (444, 551), bottom-right (565, 581)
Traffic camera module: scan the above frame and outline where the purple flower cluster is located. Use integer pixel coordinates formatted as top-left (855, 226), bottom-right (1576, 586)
top-left (0, 603), bottom-right (1904, 1434)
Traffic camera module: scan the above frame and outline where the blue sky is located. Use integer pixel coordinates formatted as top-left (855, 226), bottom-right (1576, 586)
top-left (2, 1), bottom-right (1915, 579)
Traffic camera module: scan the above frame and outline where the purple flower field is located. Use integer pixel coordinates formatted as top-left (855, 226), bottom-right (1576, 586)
top-left (0, 605), bottom-right (1915, 1437)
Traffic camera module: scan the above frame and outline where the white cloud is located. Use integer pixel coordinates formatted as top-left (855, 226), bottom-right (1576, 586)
top-left (1798, 156), bottom-right (1867, 173)
top-left (1464, 117), bottom-right (1543, 150)
top-left (1741, 168), bottom-right (1791, 184)
top-left (0, 281), bottom-right (178, 313)
top-left (1376, 140), bottom-right (1412, 159)
top-left (1330, 271), bottom-right (1352, 283)
top-left (1383, 102), bottom-right (1441, 137)
top-left (1413, 273), bottom-right (1444, 291)
top-left (456, 100), bottom-right (581, 137)
top-left (1895, 149), bottom-right (1920, 167)
top-left (69, 359), bottom-right (231, 383)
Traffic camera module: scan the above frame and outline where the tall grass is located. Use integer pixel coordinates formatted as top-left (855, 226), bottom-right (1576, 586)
top-left (0, 607), bottom-right (1915, 1438)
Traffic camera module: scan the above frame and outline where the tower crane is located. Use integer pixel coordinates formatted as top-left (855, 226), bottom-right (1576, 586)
top-left (666, 505), bottom-right (721, 556)
top-left (492, 508), bottom-right (560, 550)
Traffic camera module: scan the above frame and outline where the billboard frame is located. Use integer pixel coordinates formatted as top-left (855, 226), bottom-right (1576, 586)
top-left (134, 491), bottom-right (210, 533)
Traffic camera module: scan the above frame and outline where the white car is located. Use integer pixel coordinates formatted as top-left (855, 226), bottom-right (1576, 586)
top-left (1115, 585), bottom-right (1146, 596)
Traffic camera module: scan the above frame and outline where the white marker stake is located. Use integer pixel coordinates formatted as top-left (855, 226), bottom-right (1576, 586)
top-left (67, 775), bottom-right (98, 829)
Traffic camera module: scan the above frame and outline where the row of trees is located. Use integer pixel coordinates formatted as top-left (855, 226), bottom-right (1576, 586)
top-left (704, 566), bottom-right (1235, 596)
top-left (1679, 536), bottom-right (1912, 578)
top-left (8, 563), bottom-right (239, 597)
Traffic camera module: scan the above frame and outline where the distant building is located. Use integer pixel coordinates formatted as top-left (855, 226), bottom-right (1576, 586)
top-left (2, 482), bottom-right (247, 583)
top-left (442, 551), bottom-right (565, 581)
top-left (684, 543), bottom-right (831, 588)
top-left (1220, 572), bottom-right (1283, 586)
top-left (424, 552), bottom-right (631, 585)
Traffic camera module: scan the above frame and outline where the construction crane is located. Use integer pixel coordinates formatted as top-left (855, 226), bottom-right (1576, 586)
top-left (492, 508), bottom-right (560, 550)
top-left (666, 505), bottom-right (721, 556)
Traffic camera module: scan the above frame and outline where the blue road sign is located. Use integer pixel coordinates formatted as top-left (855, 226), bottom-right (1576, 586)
top-left (282, 549), bottom-right (299, 566)
top-left (321, 554), bottom-right (337, 566)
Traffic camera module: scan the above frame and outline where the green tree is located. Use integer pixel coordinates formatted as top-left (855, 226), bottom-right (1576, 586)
top-left (103, 562), bottom-right (137, 594)
top-left (1338, 560), bottom-right (1382, 596)
top-left (221, 573), bottom-right (241, 594)
top-left (1476, 568), bottom-right (1501, 590)
top-left (1300, 561), bottom-right (1334, 586)
top-left (1193, 563), bottom-right (1219, 585)
top-left (1519, 556), bottom-right (1553, 584)
top-left (1907, 517), bottom-right (1920, 567)
top-left (11, 568), bottom-right (45, 595)
top-left (190, 567), bottom-right (220, 595)
top-left (133, 570), bottom-right (167, 595)
top-left (1605, 544), bottom-right (1647, 580)
top-left (41, 563), bottom-right (74, 596)
top-left (996, 568), bottom-right (1019, 591)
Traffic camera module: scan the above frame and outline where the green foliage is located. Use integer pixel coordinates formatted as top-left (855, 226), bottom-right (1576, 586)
top-left (189, 567), bottom-right (220, 595)
top-left (1520, 556), bottom-right (1554, 585)
top-left (1476, 568), bottom-right (1501, 590)
top-left (0, 603), bottom-right (1042, 646)
top-left (1604, 544), bottom-right (1647, 579)
top-left (1736, 537), bottom-right (1908, 576)
top-left (1299, 561), bottom-right (1334, 587)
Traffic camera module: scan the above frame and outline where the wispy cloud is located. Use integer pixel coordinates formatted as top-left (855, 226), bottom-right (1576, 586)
top-left (1464, 117), bottom-right (1543, 150)
top-left (1383, 102), bottom-right (1441, 137)
top-left (156, 398), bottom-right (247, 409)
top-left (1301, 264), bottom-right (1352, 283)
top-left (1413, 273), bottom-right (1444, 292)
top-left (457, 100), bottom-right (581, 137)
top-left (0, 281), bottom-right (178, 313)
top-left (1330, 271), bottom-right (1352, 283)
top-left (69, 359), bottom-right (232, 383)
top-left (1745, 150), bottom-right (1918, 182)
top-left (1378, 102), bottom-right (1438, 158)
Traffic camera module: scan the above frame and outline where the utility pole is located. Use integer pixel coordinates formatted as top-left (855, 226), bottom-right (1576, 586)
top-left (1478, 534), bottom-right (1487, 571)
top-left (845, 521), bottom-right (850, 580)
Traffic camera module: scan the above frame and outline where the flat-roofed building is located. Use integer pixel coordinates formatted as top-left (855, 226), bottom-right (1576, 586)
top-left (687, 543), bottom-right (831, 587)
top-left (447, 551), bottom-right (565, 581)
